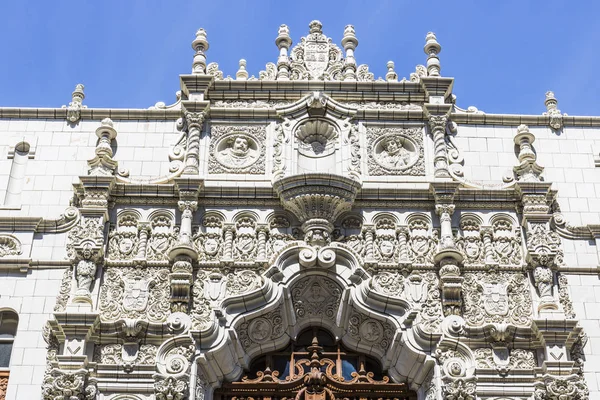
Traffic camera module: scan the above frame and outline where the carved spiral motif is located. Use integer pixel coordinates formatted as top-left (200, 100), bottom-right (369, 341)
top-left (317, 248), bottom-right (336, 268)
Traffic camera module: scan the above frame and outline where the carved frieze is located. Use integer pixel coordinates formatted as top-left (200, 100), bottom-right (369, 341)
top-left (291, 276), bottom-right (342, 320)
top-left (474, 348), bottom-right (536, 371)
top-left (208, 125), bottom-right (266, 174)
top-left (462, 272), bottom-right (532, 326)
top-left (93, 343), bottom-right (157, 366)
top-left (366, 127), bottom-right (425, 176)
top-left (99, 267), bottom-right (170, 323)
top-left (456, 217), bottom-right (484, 266)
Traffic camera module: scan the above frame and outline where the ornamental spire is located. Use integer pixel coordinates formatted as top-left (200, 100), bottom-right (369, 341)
top-left (341, 25), bottom-right (358, 81)
top-left (424, 32), bottom-right (441, 77)
top-left (192, 28), bottom-right (209, 74)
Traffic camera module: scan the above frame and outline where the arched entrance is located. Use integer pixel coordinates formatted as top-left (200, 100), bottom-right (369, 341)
top-left (215, 327), bottom-right (417, 400)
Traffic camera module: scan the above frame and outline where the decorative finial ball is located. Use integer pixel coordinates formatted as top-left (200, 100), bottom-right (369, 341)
top-left (309, 20), bottom-right (323, 34)
top-left (517, 124), bottom-right (529, 135)
top-left (239, 59), bottom-right (247, 68)
top-left (101, 118), bottom-right (114, 128)
top-left (387, 61), bottom-right (395, 69)
top-left (344, 25), bottom-right (355, 36)
top-left (75, 84), bottom-right (85, 92)
top-left (192, 28), bottom-right (209, 51)
top-left (278, 24), bottom-right (290, 36)
top-left (424, 31), bottom-right (441, 54)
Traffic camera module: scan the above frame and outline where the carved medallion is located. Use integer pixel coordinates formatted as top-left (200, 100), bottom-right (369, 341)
top-left (249, 318), bottom-right (272, 342)
top-left (359, 320), bottom-right (383, 342)
top-left (208, 125), bottom-right (266, 174)
top-left (367, 127), bottom-right (425, 176)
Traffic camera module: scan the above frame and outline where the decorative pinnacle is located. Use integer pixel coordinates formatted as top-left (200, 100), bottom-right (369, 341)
top-left (192, 28), bottom-right (209, 74)
top-left (341, 24), bottom-right (358, 51)
top-left (192, 28), bottom-right (209, 51)
top-left (386, 61), bottom-right (398, 82)
top-left (545, 91), bottom-right (558, 110)
top-left (73, 84), bottom-right (85, 100)
top-left (309, 20), bottom-right (322, 34)
top-left (276, 24), bottom-right (292, 49)
top-left (424, 32), bottom-right (441, 77)
top-left (236, 59), bottom-right (249, 81)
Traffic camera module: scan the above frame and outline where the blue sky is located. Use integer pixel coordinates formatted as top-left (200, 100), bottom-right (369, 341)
top-left (0, 1), bottom-right (597, 115)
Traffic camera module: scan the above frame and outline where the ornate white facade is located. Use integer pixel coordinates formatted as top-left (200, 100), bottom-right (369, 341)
top-left (0, 21), bottom-right (598, 400)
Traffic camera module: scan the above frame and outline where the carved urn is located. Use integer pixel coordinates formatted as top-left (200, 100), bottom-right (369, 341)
top-left (273, 173), bottom-right (362, 246)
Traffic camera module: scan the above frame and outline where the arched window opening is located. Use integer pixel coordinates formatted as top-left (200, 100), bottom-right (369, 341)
top-left (0, 310), bottom-right (18, 369)
top-left (217, 327), bottom-right (417, 400)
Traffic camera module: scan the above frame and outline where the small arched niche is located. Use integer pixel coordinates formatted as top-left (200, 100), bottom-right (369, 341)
top-left (216, 327), bottom-right (417, 400)
top-left (294, 119), bottom-right (339, 174)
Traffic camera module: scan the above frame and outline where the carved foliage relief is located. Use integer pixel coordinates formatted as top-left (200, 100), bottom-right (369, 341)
top-left (366, 127), bottom-right (425, 176)
top-left (208, 125), bottom-right (266, 174)
top-left (463, 272), bottom-right (532, 326)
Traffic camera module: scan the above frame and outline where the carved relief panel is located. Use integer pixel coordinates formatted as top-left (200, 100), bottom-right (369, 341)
top-left (208, 125), bottom-right (266, 174)
top-left (366, 126), bottom-right (425, 176)
top-left (99, 267), bottom-right (171, 323)
top-left (107, 212), bottom-right (140, 261)
top-left (462, 271), bottom-right (532, 326)
top-left (291, 275), bottom-right (342, 321)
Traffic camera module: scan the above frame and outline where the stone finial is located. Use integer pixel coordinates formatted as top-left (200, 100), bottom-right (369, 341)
top-left (341, 25), bottom-right (358, 51)
top-left (544, 91), bottom-right (563, 130)
top-left (342, 25), bottom-right (358, 81)
top-left (236, 59), bottom-right (249, 81)
top-left (385, 61), bottom-right (398, 82)
top-left (513, 124), bottom-right (543, 182)
top-left (192, 28), bottom-right (209, 74)
top-left (275, 24), bottom-right (292, 80)
top-left (276, 24), bottom-right (292, 49)
top-left (424, 32), bottom-right (441, 77)
top-left (309, 20), bottom-right (323, 34)
top-left (87, 118), bottom-right (118, 176)
top-left (64, 83), bottom-right (86, 123)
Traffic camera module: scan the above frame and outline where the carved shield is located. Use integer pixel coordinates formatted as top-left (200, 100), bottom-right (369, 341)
top-left (405, 278), bottom-right (428, 303)
top-left (119, 237), bottom-right (135, 256)
top-left (304, 37), bottom-right (329, 79)
top-left (494, 239), bottom-right (511, 260)
top-left (123, 278), bottom-right (151, 312)
top-left (465, 240), bottom-right (481, 259)
top-left (378, 240), bottom-right (395, 258)
top-left (482, 282), bottom-right (509, 316)
top-left (235, 235), bottom-right (255, 256)
top-left (411, 236), bottom-right (430, 256)
top-left (203, 237), bottom-right (219, 256)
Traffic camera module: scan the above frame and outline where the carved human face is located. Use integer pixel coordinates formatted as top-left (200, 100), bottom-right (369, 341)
top-left (385, 139), bottom-right (399, 154)
top-left (232, 137), bottom-right (249, 153)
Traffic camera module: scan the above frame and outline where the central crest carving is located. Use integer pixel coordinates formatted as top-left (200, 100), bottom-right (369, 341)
top-left (291, 276), bottom-right (342, 320)
top-left (290, 20), bottom-right (344, 80)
